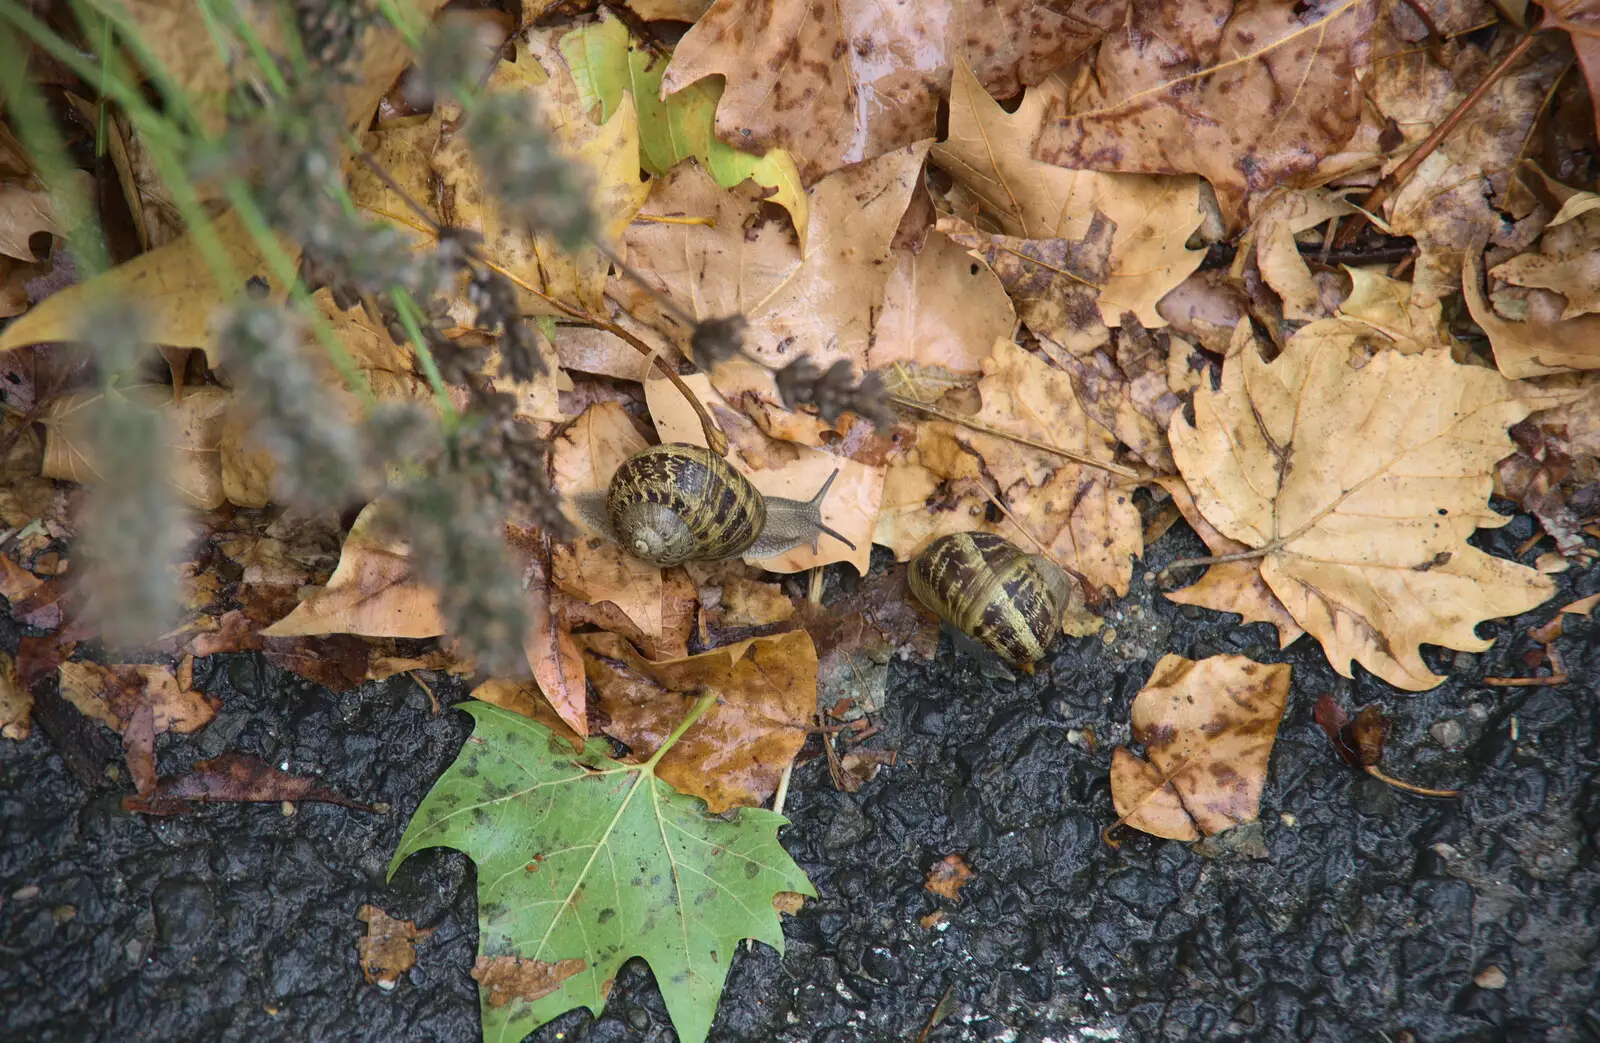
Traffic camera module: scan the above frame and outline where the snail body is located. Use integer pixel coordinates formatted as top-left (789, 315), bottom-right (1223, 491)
top-left (909, 533), bottom-right (1077, 668)
top-left (584, 442), bottom-right (855, 567)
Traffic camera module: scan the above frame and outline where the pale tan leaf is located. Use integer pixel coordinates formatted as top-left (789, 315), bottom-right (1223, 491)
top-left (1464, 252), bottom-right (1600, 378)
top-left (0, 172), bottom-right (91, 262)
top-left (1253, 188), bottom-right (1354, 321)
top-left (1337, 266), bottom-right (1449, 348)
top-left (0, 211), bottom-right (296, 361)
top-left (41, 385), bottom-right (230, 510)
top-left (1170, 324), bottom-right (1554, 690)
top-left (932, 60), bottom-right (1204, 326)
top-left (1491, 203), bottom-right (1600, 319)
top-left (1111, 654), bottom-right (1289, 840)
top-left (263, 503), bottom-right (446, 639)
top-left (1157, 476), bottom-right (1304, 649)
top-left (868, 230), bottom-right (1015, 375)
top-left (0, 652), bottom-right (30, 741)
top-left (1385, 151), bottom-right (1494, 309)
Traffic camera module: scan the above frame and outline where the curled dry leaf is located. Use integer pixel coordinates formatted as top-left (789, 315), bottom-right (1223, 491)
top-left (931, 60), bottom-right (1205, 328)
top-left (1492, 201), bottom-right (1600, 319)
top-left (1170, 322), bottom-right (1554, 690)
top-left (1312, 694), bottom-right (1386, 768)
top-left (576, 630), bottom-right (817, 814)
top-left (1464, 252), bottom-right (1600, 378)
top-left (661, 0), bottom-right (1119, 181)
top-left (468, 677), bottom-right (584, 751)
top-left (263, 502), bottom-right (445, 640)
top-left (511, 528), bottom-right (587, 736)
top-left (58, 661), bottom-right (218, 736)
top-left (1110, 654), bottom-right (1290, 841)
top-left (1037, 0), bottom-right (1375, 230)
top-left (644, 372), bottom-right (882, 574)
top-left (1252, 188), bottom-right (1354, 322)
top-left (41, 385), bottom-right (231, 510)
top-left (356, 905), bottom-right (433, 989)
top-left (1337, 266), bottom-right (1449, 349)
top-left (1385, 152), bottom-right (1495, 309)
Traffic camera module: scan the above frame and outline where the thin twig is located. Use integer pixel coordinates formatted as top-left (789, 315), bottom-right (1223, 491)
top-left (1337, 29), bottom-right (1539, 245)
top-left (1365, 764), bottom-right (1458, 798)
top-left (890, 395), bottom-right (1143, 480)
top-left (1483, 674), bottom-right (1568, 687)
top-left (1156, 545), bottom-right (1272, 584)
top-left (915, 984), bottom-right (955, 1043)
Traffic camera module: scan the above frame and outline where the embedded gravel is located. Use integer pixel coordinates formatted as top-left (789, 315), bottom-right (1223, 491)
top-left (3, 518), bottom-right (1598, 1043)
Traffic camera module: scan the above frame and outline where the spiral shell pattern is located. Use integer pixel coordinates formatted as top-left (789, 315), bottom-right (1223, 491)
top-left (605, 443), bottom-right (765, 565)
top-left (909, 532), bottom-right (1073, 667)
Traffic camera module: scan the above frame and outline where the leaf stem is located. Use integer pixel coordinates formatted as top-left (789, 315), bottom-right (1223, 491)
top-left (645, 689), bottom-right (719, 770)
top-left (387, 287), bottom-right (458, 424)
top-left (890, 394), bottom-right (1145, 480)
top-left (1155, 544), bottom-right (1275, 585)
top-left (1364, 764), bottom-right (1459, 798)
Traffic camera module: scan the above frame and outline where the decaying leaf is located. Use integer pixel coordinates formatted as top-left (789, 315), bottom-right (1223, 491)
top-left (1037, 0), bottom-right (1376, 229)
top-left (0, 172), bottom-right (92, 262)
top-left (868, 230), bottom-right (1016, 376)
top-left (390, 701), bottom-right (814, 1043)
top-left (1110, 654), bottom-right (1289, 841)
top-left (660, 0), bottom-right (1119, 181)
top-left (516, 531), bottom-right (588, 736)
top-left (123, 751), bottom-right (377, 815)
top-left (932, 59), bottom-right (1204, 327)
top-left (577, 630), bottom-right (817, 813)
top-left (58, 660), bottom-right (218, 736)
top-left (924, 853), bottom-right (975, 901)
top-left (356, 905), bottom-right (433, 990)
top-left (1170, 323), bottom-right (1554, 690)
top-left (263, 502), bottom-right (445, 640)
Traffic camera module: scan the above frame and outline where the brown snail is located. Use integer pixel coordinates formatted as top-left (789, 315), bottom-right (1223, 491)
top-left (579, 442), bottom-right (855, 567)
top-left (909, 532), bottom-right (1082, 668)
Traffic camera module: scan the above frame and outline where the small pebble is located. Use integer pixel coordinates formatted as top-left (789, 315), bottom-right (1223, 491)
top-left (1100, 627), bottom-right (1118, 645)
top-left (11, 885), bottom-right (40, 901)
top-left (1474, 965), bottom-right (1508, 990)
top-left (1279, 813), bottom-right (1297, 827)
top-left (1468, 703), bottom-right (1490, 722)
top-left (52, 905), bottom-right (76, 925)
top-left (1430, 719), bottom-right (1466, 750)
top-left (281, 801), bottom-right (296, 816)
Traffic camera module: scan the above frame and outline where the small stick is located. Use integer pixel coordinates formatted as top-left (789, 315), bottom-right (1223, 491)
top-left (1156, 545), bottom-right (1272, 584)
top-left (915, 984), bottom-right (956, 1043)
top-left (1365, 764), bottom-right (1458, 798)
top-left (410, 671), bottom-right (440, 714)
top-left (1337, 30), bottom-right (1539, 245)
top-left (891, 395), bottom-right (1144, 479)
top-left (1483, 674), bottom-right (1568, 687)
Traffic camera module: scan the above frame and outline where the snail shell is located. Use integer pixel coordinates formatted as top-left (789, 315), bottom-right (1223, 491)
top-left (909, 533), bottom-right (1076, 667)
top-left (598, 443), bottom-right (855, 567)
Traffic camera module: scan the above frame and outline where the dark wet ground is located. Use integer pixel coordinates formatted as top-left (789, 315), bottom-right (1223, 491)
top-left (3, 516), bottom-right (1599, 1043)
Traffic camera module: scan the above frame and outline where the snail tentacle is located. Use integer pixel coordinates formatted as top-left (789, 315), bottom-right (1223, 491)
top-left (750, 468), bottom-right (856, 558)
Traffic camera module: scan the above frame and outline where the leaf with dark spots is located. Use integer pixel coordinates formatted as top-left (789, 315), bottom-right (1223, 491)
top-left (122, 752), bottom-right (378, 815)
top-left (1109, 654), bottom-right (1289, 841)
top-left (1036, 0), bottom-right (1375, 229)
top-left (390, 700), bottom-right (813, 1043)
top-left (357, 905), bottom-right (433, 989)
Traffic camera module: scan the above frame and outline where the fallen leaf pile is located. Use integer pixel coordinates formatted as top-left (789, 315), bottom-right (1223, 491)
top-left (4, 0), bottom-right (1600, 1037)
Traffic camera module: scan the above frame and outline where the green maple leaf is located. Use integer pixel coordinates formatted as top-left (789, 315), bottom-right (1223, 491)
top-left (558, 18), bottom-right (808, 247)
top-left (388, 697), bottom-right (815, 1043)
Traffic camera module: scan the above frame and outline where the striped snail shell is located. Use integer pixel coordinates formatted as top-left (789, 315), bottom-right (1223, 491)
top-left (909, 533), bottom-right (1076, 667)
top-left (597, 443), bottom-right (854, 567)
